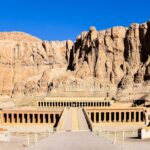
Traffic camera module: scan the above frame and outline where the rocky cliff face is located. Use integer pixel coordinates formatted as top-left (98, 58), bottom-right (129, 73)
top-left (0, 32), bottom-right (68, 97)
top-left (0, 21), bottom-right (150, 101)
top-left (66, 22), bottom-right (150, 100)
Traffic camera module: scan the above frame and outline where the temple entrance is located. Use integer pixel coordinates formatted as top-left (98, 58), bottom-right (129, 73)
top-left (72, 102), bottom-right (76, 107)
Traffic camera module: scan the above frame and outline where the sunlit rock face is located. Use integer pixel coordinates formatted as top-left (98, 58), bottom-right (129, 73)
top-left (0, 21), bottom-right (150, 101)
top-left (67, 22), bottom-right (150, 100)
top-left (0, 32), bottom-right (68, 97)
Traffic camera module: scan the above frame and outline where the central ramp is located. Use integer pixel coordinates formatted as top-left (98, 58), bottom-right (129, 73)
top-left (57, 108), bottom-right (90, 132)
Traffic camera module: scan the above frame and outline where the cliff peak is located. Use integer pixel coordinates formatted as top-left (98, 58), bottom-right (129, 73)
top-left (0, 32), bottom-right (42, 42)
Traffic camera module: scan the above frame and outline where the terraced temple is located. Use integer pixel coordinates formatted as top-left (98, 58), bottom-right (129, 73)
top-left (0, 96), bottom-right (149, 132)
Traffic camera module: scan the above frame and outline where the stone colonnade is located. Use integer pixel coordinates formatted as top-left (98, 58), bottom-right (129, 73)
top-left (0, 111), bottom-right (61, 125)
top-left (38, 101), bottom-right (111, 108)
top-left (87, 109), bottom-right (144, 123)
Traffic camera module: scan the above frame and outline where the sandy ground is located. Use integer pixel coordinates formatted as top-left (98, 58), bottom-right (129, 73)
top-left (0, 132), bottom-right (52, 150)
top-left (0, 135), bottom-right (26, 150)
top-left (26, 131), bottom-right (120, 150)
top-left (25, 131), bottom-right (150, 150)
top-left (0, 129), bottom-right (150, 150)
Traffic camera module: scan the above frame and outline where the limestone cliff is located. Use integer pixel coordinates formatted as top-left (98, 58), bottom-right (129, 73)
top-left (0, 32), bottom-right (68, 97)
top-left (0, 21), bottom-right (150, 101)
top-left (67, 22), bottom-right (150, 100)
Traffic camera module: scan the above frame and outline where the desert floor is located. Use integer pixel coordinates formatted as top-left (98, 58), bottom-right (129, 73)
top-left (1, 130), bottom-right (150, 150)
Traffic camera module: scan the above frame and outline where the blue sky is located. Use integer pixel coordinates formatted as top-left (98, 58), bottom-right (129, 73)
top-left (0, 0), bottom-right (150, 41)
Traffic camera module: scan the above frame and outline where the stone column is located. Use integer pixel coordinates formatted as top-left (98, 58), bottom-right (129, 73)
top-left (114, 112), bottom-right (116, 122)
top-left (104, 112), bottom-right (106, 122)
top-left (1, 114), bottom-right (4, 124)
top-left (27, 114), bottom-right (30, 123)
top-left (128, 112), bottom-right (131, 122)
top-left (133, 112), bottom-right (136, 122)
top-left (109, 112), bottom-right (111, 122)
top-left (0, 114), bottom-right (2, 124)
top-left (43, 114), bottom-right (46, 123)
top-left (99, 112), bottom-right (101, 122)
top-left (6, 114), bottom-right (9, 123)
top-left (22, 114), bottom-right (25, 123)
top-left (138, 112), bottom-right (141, 122)
top-left (38, 114), bottom-right (40, 124)
top-left (94, 112), bottom-right (96, 122)
top-left (123, 112), bottom-right (126, 122)
top-left (48, 114), bottom-right (50, 123)
top-left (7, 114), bottom-right (9, 124)
top-left (11, 113), bottom-right (14, 123)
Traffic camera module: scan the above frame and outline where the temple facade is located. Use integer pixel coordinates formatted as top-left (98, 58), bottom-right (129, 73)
top-left (0, 109), bottom-right (62, 126)
top-left (37, 97), bottom-right (113, 108)
top-left (0, 96), bottom-right (149, 131)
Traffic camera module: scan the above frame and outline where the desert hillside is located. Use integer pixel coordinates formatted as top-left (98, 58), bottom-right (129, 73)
top-left (0, 21), bottom-right (150, 101)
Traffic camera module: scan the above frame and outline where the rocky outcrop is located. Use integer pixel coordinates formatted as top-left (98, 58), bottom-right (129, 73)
top-left (67, 21), bottom-right (150, 99)
top-left (0, 32), bottom-right (67, 97)
top-left (0, 21), bottom-right (150, 101)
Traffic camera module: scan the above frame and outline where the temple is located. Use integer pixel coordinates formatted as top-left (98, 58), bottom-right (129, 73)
top-left (0, 96), bottom-right (149, 132)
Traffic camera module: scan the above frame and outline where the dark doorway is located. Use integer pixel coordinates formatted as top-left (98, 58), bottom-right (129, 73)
top-left (91, 112), bottom-right (94, 122)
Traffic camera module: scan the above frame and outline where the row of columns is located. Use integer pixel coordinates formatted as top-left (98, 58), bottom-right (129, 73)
top-left (2, 113), bottom-right (60, 124)
top-left (38, 101), bottom-right (111, 107)
top-left (89, 111), bottom-right (144, 123)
